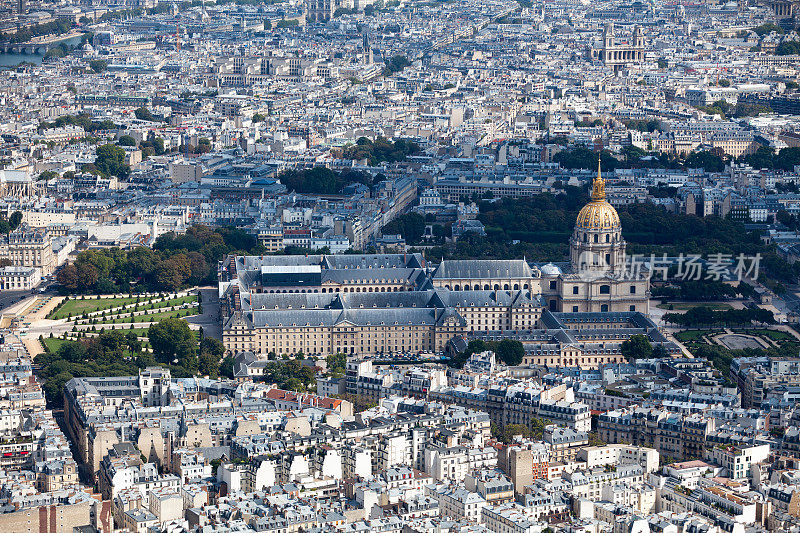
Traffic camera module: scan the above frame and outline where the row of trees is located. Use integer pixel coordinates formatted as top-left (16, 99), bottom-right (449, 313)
top-left (491, 418), bottom-right (548, 443)
top-left (56, 225), bottom-right (263, 294)
top-left (652, 280), bottom-right (754, 301)
top-left (381, 212), bottom-right (426, 244)
top-left (776, 41), bottom-right (800, 55)
top-left (37, 319), bottom-right (232, 407)
top-left (277, 167), bottom-right (376, 194)
top-left (383, 55), bottom-right (411, 75)
top-left (663, 306), bottom-right (775, 328)
top-left (341, 136), bottom-right (420, 165)
top-left (450, 338), bottom-right (525, 368)
top-left (738, 146), bottom-right (800, 171)
top-left (0, 20), bottom-right (74, 43)
top-left (418, 194), bottom-right (800, 288)
top-left (551, 144), bottom-right (800, 174)
top-left (693, 100), bottom-right (771, 120)
top-left (119, 133), bottom-right (167, 157)
top-left (149, 318), bottom-right (228, 377)
top-left (620, 334), bottom-right (670, 360)
top-left (39, 113), bottom-right (121, 133)
top-left (87, 144), bottom-right (130, 178)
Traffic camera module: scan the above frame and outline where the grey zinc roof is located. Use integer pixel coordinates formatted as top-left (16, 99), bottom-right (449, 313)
top-left (433, 259), bottom-right (534, 279)
top-left (323, 253), bottom-right (425, 269)
top-left (320, 267), bottom-right (420, 285)
top-left (435, 289), bottom-right (539, 308)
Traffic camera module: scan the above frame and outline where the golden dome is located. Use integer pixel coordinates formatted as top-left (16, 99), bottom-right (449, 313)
top-left (576, 201), bottom-right (621, 230)
top-left (575, 159), bottom-right (621, 231)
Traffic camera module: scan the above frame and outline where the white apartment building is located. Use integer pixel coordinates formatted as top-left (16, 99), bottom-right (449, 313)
top-left (428, 485), bottom-right (487, 523)
top-left (481, 503), bottom-right (543, 533)
top-left (577, 444), bottom-right (660, 473)
top-left (704, 444), bottom-right (770, 481)
top-left (0, 266), bottom-right (40, 291)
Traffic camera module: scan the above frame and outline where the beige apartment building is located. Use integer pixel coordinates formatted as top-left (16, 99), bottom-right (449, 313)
top-left (7, 224), bottom-right (56, 276)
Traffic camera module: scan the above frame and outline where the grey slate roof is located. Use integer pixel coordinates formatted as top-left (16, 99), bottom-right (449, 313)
top-left (432, 259), bottom-right (535, 279)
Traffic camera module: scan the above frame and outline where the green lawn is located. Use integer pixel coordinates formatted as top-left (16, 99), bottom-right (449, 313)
top-left (735, 329), bottom-right (795, 342)
top-left (130, 295), bottom-right (197, 313)
top-left (674, 330), bottom-right (710, 342)
top-left (52, 294), bottom-right (197, 321)
top-left (42, 337), bottom-right (68, 353)
top-left (95, 308), bottom-right (199, 325)
top-left (674, 328), bottom-right (796, 350)
top-left (657, 302), bottom-right (733, 311)
top-left (48, 296), bottom-right (140, 320)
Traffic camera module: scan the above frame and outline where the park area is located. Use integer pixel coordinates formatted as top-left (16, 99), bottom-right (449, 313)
top-left (48, 294), bottom-right (197, 325)
top-left (673, 327), bottom-right (800, 374)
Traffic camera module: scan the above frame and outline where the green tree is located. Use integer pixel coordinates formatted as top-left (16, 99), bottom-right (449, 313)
top-left (341, 136), bottom-right (420, 165)
top-left (126, 331), bottom-right (142, 353)
top-left (326, 352), bottom-right (347, 377)
top-left (37, 170), bottom-right (58, 181)
top-left (620, 334), bottom-right (653, 360)
top-left (89, 59), bottom-right (107, 73)
top-left (220, 355), bottom-right (235, 378)
top-left (148, 318), bottom-right (198, 369)
top-left (752, 23), bottom-right (784, 36)
top-left (94, 144), bottom-right (130, 178)
top-left (199, 351), bottom-right (220, 377)
top-left (9, 211), bottom-right (22, 231)
top-left (383, 55), bottom-right (411, 75)
top-left (118, 135), bottom-right (137, 147)
top-left (382, 212), bottom-right (426, 244)
top-left (200, 337), bottom-right (225, 359)
top-left (134, 107), bottom-right (157, 122)
top-left (685, 150), bottom-right (726, 172)
top-left (494, 339), bottom-right (525, 366)
top-left (776, 41), bottom-right (800, 55)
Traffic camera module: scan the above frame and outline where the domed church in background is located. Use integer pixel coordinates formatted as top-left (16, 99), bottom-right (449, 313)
top-left (539, 160), bottom-right (650, 314)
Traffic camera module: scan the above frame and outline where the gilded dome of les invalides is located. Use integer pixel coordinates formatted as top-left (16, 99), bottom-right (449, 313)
top-left (575, 160), bottom-right (621, 231)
